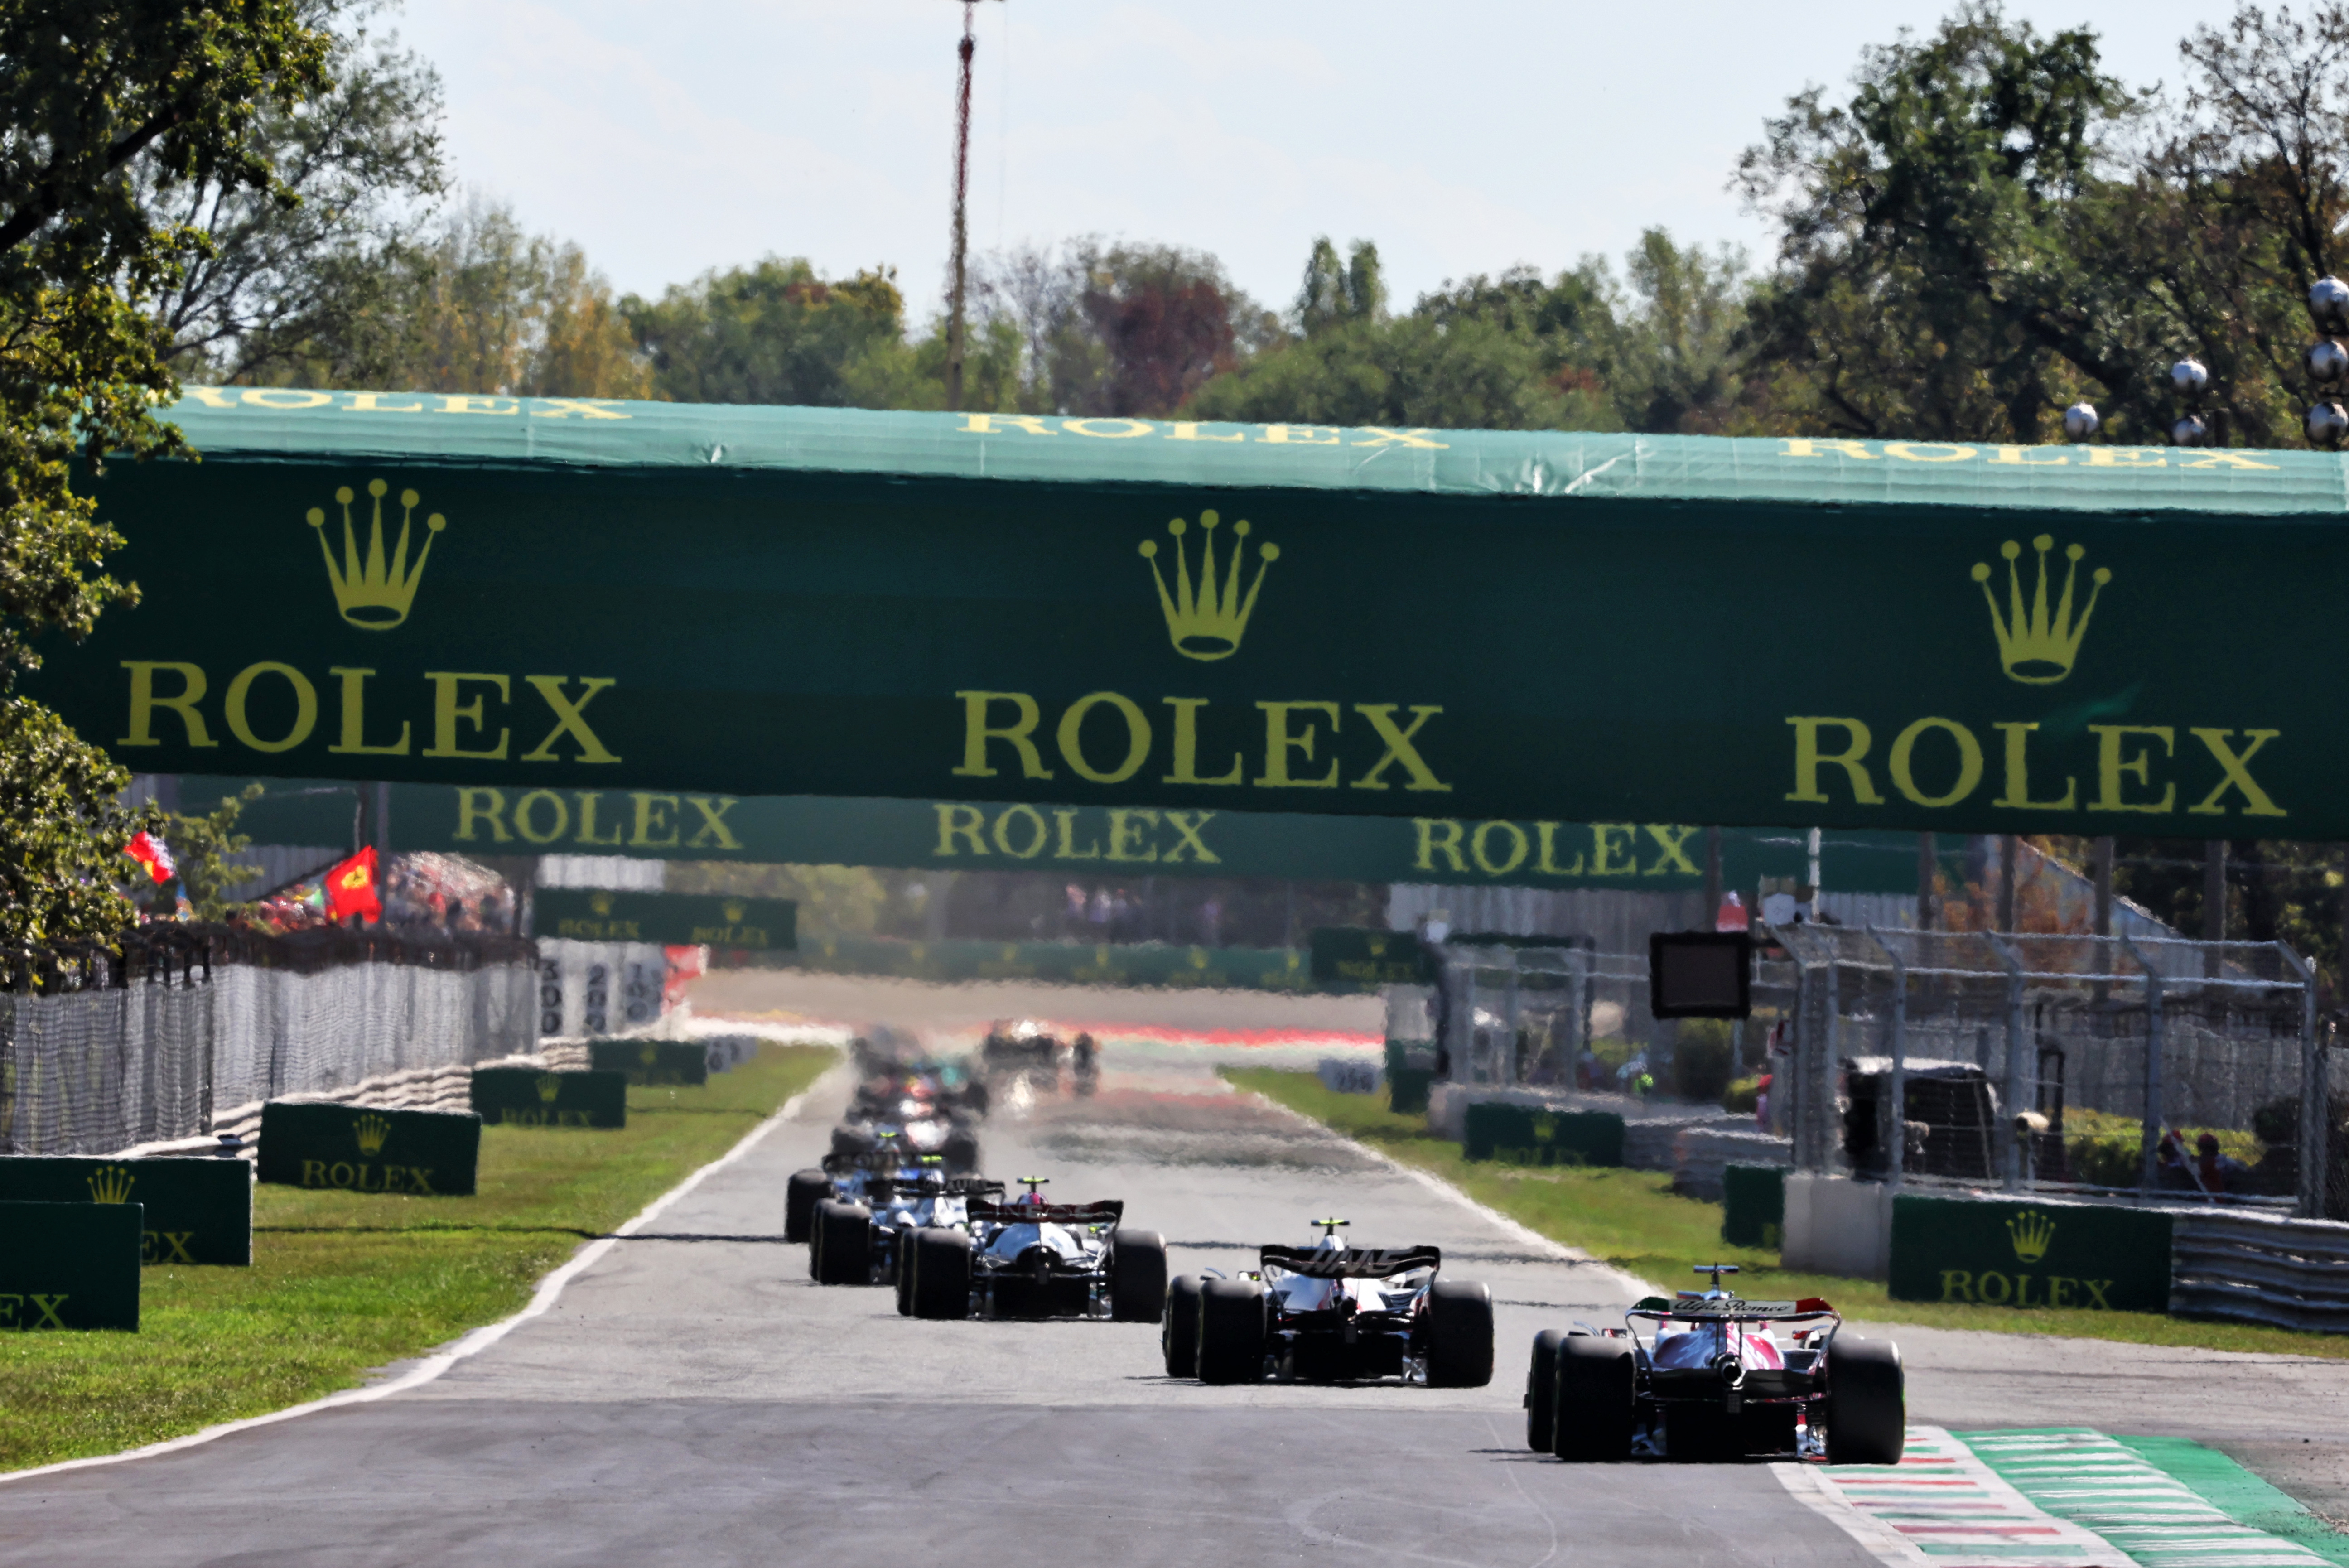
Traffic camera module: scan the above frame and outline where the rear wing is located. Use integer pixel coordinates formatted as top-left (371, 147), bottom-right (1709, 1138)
top-left (1260, 1245), bottom-right (1441, 1279)
top-left (969, 1199), bottom-right (1124, 1227)
top-left (1629, 1294), bottom-right (1837, 1323)
top-left (823, 1150), bottom-right (918, 1176)
top-left (868, 1176), bottom-right (1004, 1203)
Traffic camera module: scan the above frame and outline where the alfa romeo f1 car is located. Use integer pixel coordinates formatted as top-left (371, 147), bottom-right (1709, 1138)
top-left (1162, 1219), bottom-right (1494, 1386)
top-left (902, 1177), bottom-right (1165, 1322)
top-left (1528, 1264), bottom-right (1904, 1464)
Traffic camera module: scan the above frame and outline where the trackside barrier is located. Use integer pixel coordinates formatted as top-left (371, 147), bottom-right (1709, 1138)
top-left (0, 1200), bottom-right (141, 1329)
top-left (2169, 1210), bottom-right (2349, 1332)
top-left (470, 1068), bottom-right (627, 1129)
top-left (1887, 1192), bottom-right (2174, 1313)
top-left (0, 1156), bottom-right (250, 1264)
top-left (1317, 1057), bottom-right (1381, 1095)
top-left (1385, 1039), bottom-right (1435, 1115)
top-left (588, 1039), bottom-right (708, 1087)
top-left (255, 1103), bottom-right (481, 1196)
top-left (1721, 1164), bottom-right (1786, 1249)
top-left (1461, 1103), bottom-right (1625, 1166)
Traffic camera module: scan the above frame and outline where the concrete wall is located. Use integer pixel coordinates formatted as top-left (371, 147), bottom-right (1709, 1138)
top-left (1782, 1173), bottom-right (1897, 1280)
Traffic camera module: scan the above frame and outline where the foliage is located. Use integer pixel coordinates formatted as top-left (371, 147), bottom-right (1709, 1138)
top-left (665, 860), bottom-right (888, 937)
top-left (1671, 1018), bottom-right (1738, 1102)
top-left (1722, 1074), bottom-right (1763, 1114)
top-left (627, 256), bottom-right (912, 408)
top-left (0, 0), bottom-right (329, 945)
top-left (167, 780), bottom-right (265, 920)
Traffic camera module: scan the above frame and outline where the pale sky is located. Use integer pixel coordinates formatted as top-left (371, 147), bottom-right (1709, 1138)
top-left (393, 0), bottom-right (2224, 321)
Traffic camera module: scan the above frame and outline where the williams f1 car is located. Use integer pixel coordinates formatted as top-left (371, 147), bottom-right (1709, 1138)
top-left (1527, 1264), bottom-right (1904, 1464)
top-left (902, 1177), bottom-right (1165, 1321)
top-left (1163, 1219), bottom-right (1494, 1386)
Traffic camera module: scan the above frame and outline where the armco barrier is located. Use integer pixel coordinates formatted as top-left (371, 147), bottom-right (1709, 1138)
top-left (256, 1103), bottom-right (481, 1196)
top-left (0, 1156), bottom-right (250, 1264)
top-left (0, 1200), bottom-right (141, 1329)
top-left (471, 1068), bottom-right (627, 1129)
top-left (1888, 1193), bottom-right (2173, 1313)
top-left (1721, 1164), bottom-right (1785, 1249)
top-left (589, 1039), bottom-right (708, 1087)
top-left (1462, 1104), bottom-right (1625, 1167)
top-left (2170, 1209), bottom-right (2349, 1332)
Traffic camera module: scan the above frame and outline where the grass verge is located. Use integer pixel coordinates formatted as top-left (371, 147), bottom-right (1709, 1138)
top-left (1227, 1067), bottom-right (2349, 1361)
top-left (0, 1043), bottom-right (834, 1474)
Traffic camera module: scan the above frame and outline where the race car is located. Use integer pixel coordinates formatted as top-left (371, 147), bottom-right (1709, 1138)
top-left (979, 1020), bottom-right (1068, 1093)
top-left (1162, 1219), bottom-right (1494, 1386)
top-left (1526, 1264), bottom-right (1904, 1464)
top-left (902, 1177), bottom-right (1166, 1322)
top-left (784, 1143), bottom-right (922, 1244)
top-left (832, 1071), bottom-right (982, 1172)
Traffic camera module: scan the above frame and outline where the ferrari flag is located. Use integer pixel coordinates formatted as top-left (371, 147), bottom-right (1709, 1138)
top-left (122, 831), bottom-right (176, 884)
top-left (324, 846), bottom-right (381, 922)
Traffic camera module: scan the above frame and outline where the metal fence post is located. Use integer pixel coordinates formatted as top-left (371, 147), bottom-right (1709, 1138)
top-left (2278, 942), bottom-right (2322, 1218)
top-left (1988, 934), bottom-right (2026, 1191)
top-left (1504, 950), bottom-right (1522, 1086)
top-left (1867, 927), bottom-right (1907, 1190)
top-left (2121, 934), bottom-right (2162, 1195)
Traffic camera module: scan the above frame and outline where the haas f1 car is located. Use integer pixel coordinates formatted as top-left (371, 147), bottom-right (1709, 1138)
top-left (1528, 1265), bottom-right (1904, 1464)
top-left (802, 1158), bottom-right (1008, 1288)
top-left (1163, 1220), bottom-right (1494, 1386)
top-left (901, 1178), bottom-right (1165, 1322)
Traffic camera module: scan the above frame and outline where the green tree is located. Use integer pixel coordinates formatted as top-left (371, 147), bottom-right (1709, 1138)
top-left (166, 781), bottom-right (264, 921)
top-left (625, 257), bottom-right (915, 408)
top-left (0, 0), bottom-right (329, 946)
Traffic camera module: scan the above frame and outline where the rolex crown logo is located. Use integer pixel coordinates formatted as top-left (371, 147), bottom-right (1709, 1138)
top-left (1140, 509), bottom-right (1278, 661)
top-left (308, 478), bottom-right (445, 631)
top-left (86, 1164), bottom-right (135, 1204)
top-left (2006, 1208), bottom-right (2056, 1264)
top-left (1972, 535), bottom-right (2109, 685)
top-left (590, 892), bottom-right (614, 916)
top-left (354, 1113), bottom-right (392, 1156)
top-left (723, 900), bottom-right (746, 922)
top-left (536, 1073), bottom-right (562, 1104)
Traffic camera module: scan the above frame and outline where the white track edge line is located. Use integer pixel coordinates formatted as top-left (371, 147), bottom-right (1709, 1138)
top-left (1767, 1461), bottom-right (1931, 1568)
top-left (0, 1064), bottom-right (842, 1486)
top-left (1238, 1088), bottom-right (1658, 1298)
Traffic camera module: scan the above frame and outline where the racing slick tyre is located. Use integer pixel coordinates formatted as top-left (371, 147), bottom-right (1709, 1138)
top-left (815, 1201), bottom-right (872, 1286)
top-left (1526, 1329), bottom-right (1567, 1450)
top-left (942, 1129), bottom-right (981, 1174)
top-left (895, 1232), bottom-right (916, 1317)
top-left (911, 1226), bottom-right (973, 1319)
top-left (1109, 1230), bottom-right (1169, 1323)
top-left (1824, 1336), bottom-right (1905, 1466)
top-left (830, 1125), bottom-right (878, 1158)
top-left (1552, 1335), bottom-right (1635, 1462)
top-left (1196, 1278), bottom-right (1267, 1385)
top-left (785, 1169), bottom-right (829, 1244)
top-left (1427, 1277), bottom-right (1495, 1387)
top-left (1164, 1275), bottom-right (1204, 1377)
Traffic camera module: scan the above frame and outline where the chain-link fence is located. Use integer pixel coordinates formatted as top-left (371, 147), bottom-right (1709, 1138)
top-left (0, 926), bottom-right (535, 1157)
top-left (1436, 943), bottom-right (1653, 1091)
top-left (1770, 925), bottom-right (2319, 1214)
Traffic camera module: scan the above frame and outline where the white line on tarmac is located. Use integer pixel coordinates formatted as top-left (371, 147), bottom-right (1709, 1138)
top-left (0, 1064), bottom-right (841, 1486)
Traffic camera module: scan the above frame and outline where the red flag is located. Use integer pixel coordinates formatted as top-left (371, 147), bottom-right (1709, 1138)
top-left (122, 831), bottom-right (176, 885)
top-left (324, 847), bottom-right (382, 922)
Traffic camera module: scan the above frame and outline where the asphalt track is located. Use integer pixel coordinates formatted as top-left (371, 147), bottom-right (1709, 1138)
top-left (9, 1022), bottom-right (2349, 1563)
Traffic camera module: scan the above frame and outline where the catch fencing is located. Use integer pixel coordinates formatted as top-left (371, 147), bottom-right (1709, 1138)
top-left (1436, 943), bottom-right (1654, 1091)
top-left (1770, 925), bottom-right (2321, 1215)
top-left (0, 926), bottom-right (535, 1157)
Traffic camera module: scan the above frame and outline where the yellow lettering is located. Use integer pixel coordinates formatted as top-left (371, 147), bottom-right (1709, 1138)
top-left (2085, 448), bottom-right (2165, 468)
top-left (1161, 698), bottom-right (1242, 786)
top-left (2180, 450), bottom-right (2279, 470)
top-left (685, 796), bottom-right (742, 850)
top-left (1589, 824), bottom-right (1637, 876)
top-left (1054, 808), bottom-right (1100, 860)
top-left (1881, 441), bottom-right (1976, 463)
top-left (953, 691), bottom-right (1053, 779)
top-left (1261, 424), bottom-right (1341, 445)
top-left (2090, 725), bottom-right (2175, 813)
top-left (1471, 821), bottom-right (1528, 877)
top-left (1785, 717), bottom-right (1884, 804)
top-left (1167, 422), bottom-right (1244, 442)
top-left (300, 1159), bottom-right (326, 1187)
top-left (1105, 808), bottom-right (1158, 862)
top-left (1643, 824), bottom-right (1701, 876)
top-left (958, 412), bottom-right (1054, 435)
top-left (1256, 701), bottom-right (1341, 787)
top-left (2080, 1279), bottom-right (2113, 1309)
top-left (1781, 439), bottom-right (1875, 459)
top-left (1990, 445), bottom-right (2068, 465)
top-left (345, 391), bottom-right (425, 412)
top-left (1163, 810), bottom-right (1219, 864)
top-left (179, 386), bottom-right (236, 407)
top-left (1062, 418), bottom-right (1153, 439)
top-left (27, 1294), bottom-right (66, 1329)
top-left (573, 792), bottom-right (623, 846)
top-left (223, 661), bottom-right (318, 753)
top-left (513, 790), bottom-right (569, 845)
top-left (1939, 1270), bottom-right (1974, 1302)
top-left (2049, 1276), bottom-right (2075, 1309)
top-left (1056, 691), bottom-right (1152, 784)
top-left (530, 398), bottom-right (629, 420)
top-left (1351, 427), bottom-right (1448, 449)
top-left (520, 675), bottom-right (621, 763)
top-left (454, 787), bottom-right (510, 844)
top-left (1888, 716), bottom-right (1985, 808)
top-left (1536, 822), bottom-right (1583, 875)
top-left (629, 793), bottom-right (679, 847)
top-left (424, 672), bottom-right (510, 759)
top-left (2187, 728), bottom-right (2286, 817)
top-left (1351, 704), bottom-right (1449, 791)
top-left (934, 803), bottom-right (986, 856)
top-left (119, 661), bottom-right (217, 748)
top-left (1414, 819), bottom-right (1466, 874)
top-left (992, 804), bottom-right (1048, 858)
top-left (1977, 1270), bottom-right (2013, 1304)
top-left (242, 388), bottom-right (330, 409)
top-left (1992, 721), bottom-right (2076, 810)
top-left (328, 666), bottom-right (411, 755)
top-left (440, 394), bottom-right (519, 415)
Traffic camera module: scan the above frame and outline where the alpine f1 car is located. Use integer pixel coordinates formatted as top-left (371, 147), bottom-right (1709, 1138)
top-left (1162, 1219), bottom-right (1494, 1386)
top-left (902, 1177), bottom-right (1165, 1322)
top-left (1527, 1264), bottom-right (1904, 1464)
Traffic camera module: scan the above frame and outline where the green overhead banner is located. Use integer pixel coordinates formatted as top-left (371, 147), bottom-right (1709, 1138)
top-left (532, 888), bottom-right (795, 948)
top-left (44, 392), bottom-right (2342, 838)
top-left (189, 775), bottom-right (1968, 894)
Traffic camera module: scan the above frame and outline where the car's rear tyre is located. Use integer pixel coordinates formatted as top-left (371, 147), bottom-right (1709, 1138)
top-left (1552, 1335), bottom-right (1635, 1461)
top-left (808, 1199), bottom-right (836, 1280)
top-left (785, 1169), bottom-right (829, 1244)
top-left (1427, 1277), bottom-right (1495, 1387)
top-left (942, 1130), bottom-right (981, 1174)
top-left (815, 1201), bottom-right (871, 1285)
top-left (830, 1125), bottom-right (877, 1158)
top-left (894, 1231), bottom-right (916, 1317)
top-left (911, 1226), bottom-right (972, 1320)
top-left (1164, 1275), bottom-right (1204, 1377)
top-left (1824, 1336), bottom-right (1905, 1465)
top-left (1526, 1329), bottom-right (1566, 1450)
top-left (1196, 1278), bottom-right (1265, 1385)
top-left (1109, 1230), bottom-right (1168, 1323)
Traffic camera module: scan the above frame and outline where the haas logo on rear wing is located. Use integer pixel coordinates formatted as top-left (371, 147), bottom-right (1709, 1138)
top-left (1259, 1245), bottom-right (1442, 1279)
top-left (968, 1199), bottom-right (1125, 1226)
